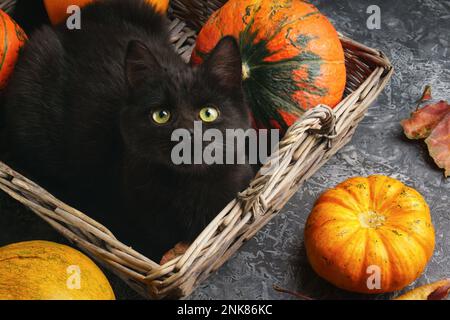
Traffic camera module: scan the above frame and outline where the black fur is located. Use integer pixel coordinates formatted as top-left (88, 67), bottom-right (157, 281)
top-left (2, 0), bottom-right (253, 260)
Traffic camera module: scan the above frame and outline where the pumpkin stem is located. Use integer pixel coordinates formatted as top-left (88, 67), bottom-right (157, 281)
top-left (359, 211), bottom-right (386, 229)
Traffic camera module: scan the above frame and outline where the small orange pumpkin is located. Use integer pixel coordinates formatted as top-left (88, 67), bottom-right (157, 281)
top-left (44, 0), bottom-right (170, 25)
top-left (304, 175), bottom-right (435, 294)
top-left (191, 0), bottom-right (346, 130)
top-left (0, 10), bottom-right (27, 89)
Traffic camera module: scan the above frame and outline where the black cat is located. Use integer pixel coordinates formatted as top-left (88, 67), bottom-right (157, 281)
top-left (2, 0), bottom-right (254, 260)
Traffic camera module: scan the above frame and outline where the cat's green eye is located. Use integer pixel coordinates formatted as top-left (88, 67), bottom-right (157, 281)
top-left (199, 106), bottom-right (219, 123)
top-left (152, 109), bottom-right (171, 124)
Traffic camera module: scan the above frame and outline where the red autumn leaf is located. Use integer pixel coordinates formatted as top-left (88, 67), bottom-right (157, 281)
top-left (394, 279), bottom-right (450, 300)
top-left (401, 100), bottom-right (450, 139)
top-left (425, 111), bottom-right (450, 177)
top-left (416, 85), bottom-right (432, 104)
top-left (428, 281), bottom-right (450, 300)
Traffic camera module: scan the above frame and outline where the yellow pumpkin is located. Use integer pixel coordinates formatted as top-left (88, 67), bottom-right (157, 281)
top-left (44, 0), bottom-right (170, 25)
top-left (304, 175), bottom-right (435, 294)
top-left (0, 241), bottom-right (115, 300)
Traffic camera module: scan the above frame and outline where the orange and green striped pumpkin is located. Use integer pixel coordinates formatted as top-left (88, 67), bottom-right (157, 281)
top-left (44, 0), bottom-right (170, 25)
top-left (191, 0), bottom-right (346, 130)
top-left (0, 10), bottom-right (27, 89)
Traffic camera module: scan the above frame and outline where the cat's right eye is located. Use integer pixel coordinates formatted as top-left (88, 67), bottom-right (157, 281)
top-left (151, 109), bottom-right (171, 124)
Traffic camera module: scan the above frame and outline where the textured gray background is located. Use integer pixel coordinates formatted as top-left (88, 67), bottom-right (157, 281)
top-left (0, 0), bottom-right (449, 300)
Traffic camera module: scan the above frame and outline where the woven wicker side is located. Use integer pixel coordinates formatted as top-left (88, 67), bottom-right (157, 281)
top-left (170, 0), bottom-right (225, 30)
top-left (0, 0), bottom-right (393, 299)
top-left (0, 0), bottom-right (15, 12)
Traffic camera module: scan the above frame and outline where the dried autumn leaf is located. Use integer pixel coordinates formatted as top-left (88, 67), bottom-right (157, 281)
top-left (416, 85), bottom-right (432, 104)
top-left (160, 242), bottom-right (190, 265)
top-left (394, 279), bottom-right (450, 300)
top-left (425, 112), bottom-right (450, 177)
top-left (401, 101), bottom-right (450, 139)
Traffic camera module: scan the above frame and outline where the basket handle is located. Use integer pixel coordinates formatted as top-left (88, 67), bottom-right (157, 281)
top-left (287, 104), bottom-right (337, 143)
top-left (238, 104), bottom-right (336, 216)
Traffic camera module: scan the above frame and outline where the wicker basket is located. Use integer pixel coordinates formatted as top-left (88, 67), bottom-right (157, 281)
top-left (0, 0), bottom-right (393, 299)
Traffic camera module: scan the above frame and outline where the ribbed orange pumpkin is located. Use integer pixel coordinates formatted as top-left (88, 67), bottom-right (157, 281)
top-left (0, 10), bottom-right (27, 88)
top-left (304, 175), bottom-right (435, 294)
top-left (0, 241), bottom-right (115, 300)
top-left (44, 0), bottom-right (170, 25)
top-left (191, 0), bottom-right (346, 130)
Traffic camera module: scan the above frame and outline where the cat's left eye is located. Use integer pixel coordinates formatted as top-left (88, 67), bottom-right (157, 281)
top-left (199, 106), bottom-right (220, 123)
top-left (151, 109), bottom-right (171, 124)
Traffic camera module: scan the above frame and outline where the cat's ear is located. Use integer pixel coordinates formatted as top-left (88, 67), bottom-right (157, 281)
top-left (125, 40), bottom-right (162, 88)
top-left (203, 36), bottom-right (242, 90)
